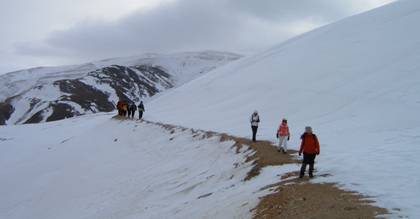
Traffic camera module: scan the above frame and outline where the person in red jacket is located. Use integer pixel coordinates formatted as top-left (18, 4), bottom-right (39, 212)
top-left (299, 126), bottom-right (320, 178)
top-left (276, 119), bottom-right (290, 154)
top-left (117, 100), bottom-right (124, 116)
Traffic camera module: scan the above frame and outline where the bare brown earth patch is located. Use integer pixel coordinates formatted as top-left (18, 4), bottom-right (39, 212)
top-left (253, 180), bottom-right (388, 219)
top-left (218, 134), bottom-right (299, 181)
top-left (114, 116), bottom-right (390, 218)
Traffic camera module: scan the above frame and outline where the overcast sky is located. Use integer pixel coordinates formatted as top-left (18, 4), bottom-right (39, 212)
top-left (0, 0), bottom-right (395, 73)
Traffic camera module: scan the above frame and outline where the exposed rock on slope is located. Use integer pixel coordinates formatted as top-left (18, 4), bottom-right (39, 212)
top-left (0, 51), bottom-right (240, 125)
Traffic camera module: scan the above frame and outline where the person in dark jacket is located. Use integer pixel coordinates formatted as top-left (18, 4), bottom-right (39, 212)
top-left (299, 126), bottom-right (320, 178)
top-left (129, 103), bottom-right (137, 118)
top-left (127, 102), bottom-right (132, 118)
top-left (138, 101), bottom-right (145, 119)
top-left (250, 111), bottom-right (260, 142)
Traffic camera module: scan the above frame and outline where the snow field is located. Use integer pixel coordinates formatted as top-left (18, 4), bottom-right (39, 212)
top-left (146, 1), bottom-right (420, 217)
top-left (0, 114), bottom-right (296, 219)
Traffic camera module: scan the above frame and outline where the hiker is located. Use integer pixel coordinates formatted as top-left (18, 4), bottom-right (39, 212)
top-left (276, 119), bottom-right (290, 154)
top-left (127, 102), bottom-right (132, 118)
top-left (250, 111), bottom-right (260, 142)
top-left (117, 100), bottom-right (124, 116)
top-left (299, 126), bottom-right (320, 178)
top-left (122, 102), bottom-right (128, 117)
top-left (129, 103), bottom-right (137, 118)
top-left (138, 101), bottom-right (145, 119)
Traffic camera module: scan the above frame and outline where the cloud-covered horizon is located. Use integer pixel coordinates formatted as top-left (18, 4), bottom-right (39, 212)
top-left (1, 0), bottom-right (395, 73)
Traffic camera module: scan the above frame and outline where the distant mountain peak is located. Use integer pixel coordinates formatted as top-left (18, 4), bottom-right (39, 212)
top-left (0, 51), bottom-right (241, 125)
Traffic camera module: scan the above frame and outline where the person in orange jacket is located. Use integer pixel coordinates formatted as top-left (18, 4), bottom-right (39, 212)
top-left (299, 126), bottom-right (320, 178)
top-left (117, 100), bottom-right (124, 116)
top-left (122, 102), bottom-right (128, 117)
top-left (276, 119), bottom-right (290, 154)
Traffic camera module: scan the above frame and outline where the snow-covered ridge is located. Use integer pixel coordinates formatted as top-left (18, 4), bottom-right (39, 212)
top-left (147, 1), bottom-right (420, 217)
top-left (0, 51), bottom-right (241, 125)
top-left (0, 114), bottom-right (293, 219)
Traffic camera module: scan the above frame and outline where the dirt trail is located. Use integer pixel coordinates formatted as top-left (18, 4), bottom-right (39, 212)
top-left (219, 132), bottom-right (389, 218)
top-left (254, 181), bottom-right (388, 219)
top-left (117, 117), bottom-right (390, 218)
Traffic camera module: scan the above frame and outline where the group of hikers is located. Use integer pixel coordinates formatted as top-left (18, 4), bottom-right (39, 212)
top-left (250, 111), bottom-right (320, 178)
top-left (114, 104), bottom-right (318, 178)
top-left (117, 100), bottom-right (145, 119)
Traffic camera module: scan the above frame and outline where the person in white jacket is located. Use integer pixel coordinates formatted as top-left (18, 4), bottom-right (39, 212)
top-left (250, 111), bottom-right (260, 142)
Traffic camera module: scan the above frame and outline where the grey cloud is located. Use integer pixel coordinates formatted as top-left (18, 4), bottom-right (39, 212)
top-left (13, 0), bottom-right (395, 65)
top-left (228, 0), bottom-right (395, 22)
top-left (17, 0), bottom-right (247, 60)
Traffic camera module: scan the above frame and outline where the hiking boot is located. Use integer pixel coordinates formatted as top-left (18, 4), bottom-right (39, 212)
top-left (299, 174), bottom-right (304, 179)
top-left (309, 174), bottom-right (314, 178)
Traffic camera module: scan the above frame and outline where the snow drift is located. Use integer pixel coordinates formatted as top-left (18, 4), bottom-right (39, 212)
top-left (147, 1), bottom-right (420, 217)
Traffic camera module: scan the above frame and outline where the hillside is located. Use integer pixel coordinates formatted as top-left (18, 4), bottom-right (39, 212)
top-left (0, 51), bottom-right (240, 125)
top-left (0, 114), bottom-right (292, 219)
top-left (147, 1), bottom-right (420, 217)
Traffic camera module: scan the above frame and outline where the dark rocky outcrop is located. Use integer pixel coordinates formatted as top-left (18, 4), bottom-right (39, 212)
top-left (46, 103), bottom-right (79, 122)
top-left (24, 110), bottom-right (45, 124)
top-left (88, 65), bottom-right (172, 101)
top-left (54, 79), bottom-right (114, 112)
top-left (2, 64), bottom-right (174, 125)
top-left (0, 102), bottom-right (14, 125)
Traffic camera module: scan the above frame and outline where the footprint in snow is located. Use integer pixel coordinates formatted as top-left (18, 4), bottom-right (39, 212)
top-left (197, 193), bottom-right (213, 199)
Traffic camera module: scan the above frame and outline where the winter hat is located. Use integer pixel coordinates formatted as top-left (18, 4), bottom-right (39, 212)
top-left (305, 126), bottom-right (313, 133)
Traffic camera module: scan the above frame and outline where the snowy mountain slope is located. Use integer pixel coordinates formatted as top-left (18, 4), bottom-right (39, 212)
top-left (0, 51), bottom-right (240, 125)
top-left (147, 1), bottom-right (420, 217)
top-left (0, 114), bottom-right (294, 219)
